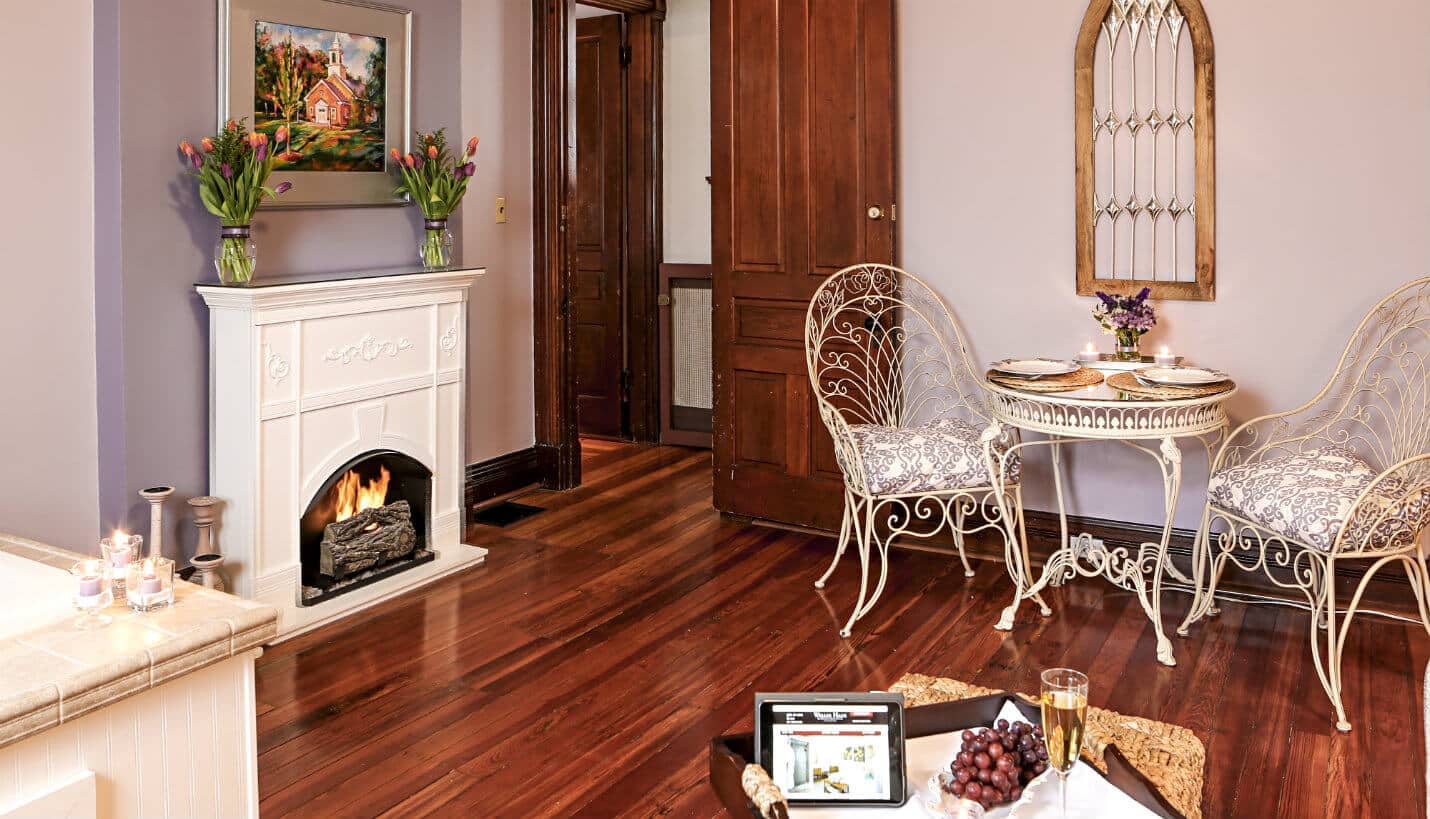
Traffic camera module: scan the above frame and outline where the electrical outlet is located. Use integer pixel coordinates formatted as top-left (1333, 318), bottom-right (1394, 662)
top-left (494, 195), bottom-right (507, 224)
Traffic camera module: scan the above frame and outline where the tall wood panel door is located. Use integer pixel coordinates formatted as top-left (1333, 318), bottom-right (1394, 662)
top-left (574, 14), bottom-right (627, 439)
top-left (711, 0), bottom-right (897, 530)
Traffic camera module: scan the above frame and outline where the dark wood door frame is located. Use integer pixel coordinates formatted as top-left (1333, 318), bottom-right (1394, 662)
top-left (533, 0), bottom-right (665, 489)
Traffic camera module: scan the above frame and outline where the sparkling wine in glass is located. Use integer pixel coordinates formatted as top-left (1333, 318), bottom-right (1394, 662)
top-left (1040, 668), bottom-right (1088, 819)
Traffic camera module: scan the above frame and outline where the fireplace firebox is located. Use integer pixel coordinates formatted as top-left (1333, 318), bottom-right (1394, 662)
top-left (298, 450), bottom-right (434, 606)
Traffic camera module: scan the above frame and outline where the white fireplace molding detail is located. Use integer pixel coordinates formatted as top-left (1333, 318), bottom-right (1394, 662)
top-left (197, 268), bottom-right (485, 639)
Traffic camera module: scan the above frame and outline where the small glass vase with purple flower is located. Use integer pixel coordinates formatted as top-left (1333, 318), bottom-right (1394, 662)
top-left (1093, 288), bottom-right (1157, 361)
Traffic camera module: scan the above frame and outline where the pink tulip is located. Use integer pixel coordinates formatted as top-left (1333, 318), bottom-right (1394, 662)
top-left (275, 126), bottom-right (289, 144)
top-left (226, 119), bottom-right (239, 131)
top-left (466, 136), bottom-right (479, 156)
top-left (426, 144), bottom-right (439, 160)
top-left (274, 181), bottom-right (292, 195)
top-left (403, 154), bottom-right (416, 169)
top-left (390, 147), bottom-right (403, 163)
top-left (200, 137), bottom-right (216, 153)
top-left (179, 141), bottom-right (195, 157)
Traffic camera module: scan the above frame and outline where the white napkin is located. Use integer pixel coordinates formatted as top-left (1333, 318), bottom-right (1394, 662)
top-left (788, 700), bottom-right (1156, 819)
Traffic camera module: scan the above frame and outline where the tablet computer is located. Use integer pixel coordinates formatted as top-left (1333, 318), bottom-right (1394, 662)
top-left (754, 692), bottom-right (907, 807)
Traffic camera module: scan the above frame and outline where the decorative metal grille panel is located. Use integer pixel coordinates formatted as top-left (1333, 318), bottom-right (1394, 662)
top-left (1095, 0), bottom-right (1194, 282)
top-left (1076, 0), bottom-right (1214, 300)
top-left (672, 284), bottom-right (713, 409)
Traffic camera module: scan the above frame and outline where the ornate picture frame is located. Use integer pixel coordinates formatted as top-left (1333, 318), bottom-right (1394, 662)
top-left (218, 0), bottom-right (411, 208)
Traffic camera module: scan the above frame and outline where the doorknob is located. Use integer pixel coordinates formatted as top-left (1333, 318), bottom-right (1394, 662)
top-left (657, 294), bottom-right (671, 307)
top-left (867, 205), bottom-right (885, 221)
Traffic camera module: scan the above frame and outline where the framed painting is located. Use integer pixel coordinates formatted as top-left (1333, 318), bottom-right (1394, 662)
top-left (219, 0), bottom-right (411, 208)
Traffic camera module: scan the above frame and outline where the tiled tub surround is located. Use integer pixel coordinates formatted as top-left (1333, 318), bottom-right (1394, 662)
top-left (0, 533), bottom-right (277, 818)
top-left (198, 267), bottom-right (487, 639)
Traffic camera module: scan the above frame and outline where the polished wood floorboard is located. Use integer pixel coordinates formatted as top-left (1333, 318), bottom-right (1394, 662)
top-left (256, 440), bottom-right (1428, 818)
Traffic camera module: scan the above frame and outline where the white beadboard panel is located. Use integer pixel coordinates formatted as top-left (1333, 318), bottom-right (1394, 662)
top-left (0, 652), bottom-right (259, 819)
top-left (258, 417), bottom-right (296, 580)
top-left (300, 307), bottom-right (435, 397)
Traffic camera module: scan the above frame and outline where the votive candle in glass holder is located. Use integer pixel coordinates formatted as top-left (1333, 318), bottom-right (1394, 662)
top-left (71, 559), bottom-right (114, 629)
top-left (1153, 346), bottom-right (1177, 366)
top-left (1076, 342), bottom-right (1099, 363)
top-left (125, 556), bottom-right (175, 612)
top-left (100, 532), bottom-right (140, 600)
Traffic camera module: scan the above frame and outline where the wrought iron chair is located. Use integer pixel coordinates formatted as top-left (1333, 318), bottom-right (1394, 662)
top-left (1178, 277), bottom-right (1430, 732)
top-left (803, 264), bottom-right (1027, 637)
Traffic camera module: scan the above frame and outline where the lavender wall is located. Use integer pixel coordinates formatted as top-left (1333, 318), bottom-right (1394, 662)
top-left (0, 0), bottom-right (101, 549)
top-left (898, 0), bottom-right (1430, 528)
top-left (93, 0), bottom-right (481, 556)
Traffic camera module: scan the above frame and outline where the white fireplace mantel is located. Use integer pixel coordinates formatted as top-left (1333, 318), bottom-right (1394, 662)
top-left (197, 266), bottom-right (486, 638)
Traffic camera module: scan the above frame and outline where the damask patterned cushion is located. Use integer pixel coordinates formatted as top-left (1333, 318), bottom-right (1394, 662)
top-left (846, 418), bottom-right (1020, 496)
top-left (1207, 446), bottom-right (1430, 551)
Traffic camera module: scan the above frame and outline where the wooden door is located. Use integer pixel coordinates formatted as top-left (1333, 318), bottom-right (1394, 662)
top-left (573, 14), bottom-right (627, 439)
top-left (711, 0), bottom-right (897, 530)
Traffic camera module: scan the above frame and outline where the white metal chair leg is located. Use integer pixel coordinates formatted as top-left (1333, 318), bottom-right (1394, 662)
top-left (1177, 504), bottom-right (1216, 636)
top-left (816, 490), bottom-right (856, 590)
top-left (952, 505), bottom-right (975, 577)
top-left (839, 502), bottom-right (877, 638)
top-left (1406, 555), bottom-right (1430, 637)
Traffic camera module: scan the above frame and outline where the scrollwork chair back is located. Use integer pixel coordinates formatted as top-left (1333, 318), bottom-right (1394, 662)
top-left (1182, 276), bottom-right (1430, 733)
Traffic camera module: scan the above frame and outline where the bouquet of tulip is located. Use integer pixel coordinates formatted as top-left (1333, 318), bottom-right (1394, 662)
top-left (178, 118), bottom-right (293, 284)
top-left (1093, 288), bottom-right (1157, 360)
top-left (392, 129), bottom-right (479, 269)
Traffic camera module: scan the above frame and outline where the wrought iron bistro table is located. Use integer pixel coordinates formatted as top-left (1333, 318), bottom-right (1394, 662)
top-left (979, 374), bottom-right (1237, 667)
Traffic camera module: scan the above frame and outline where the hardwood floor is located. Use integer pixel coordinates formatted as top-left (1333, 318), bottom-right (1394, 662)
top-left (256, 440), bottom-right (1428, 818)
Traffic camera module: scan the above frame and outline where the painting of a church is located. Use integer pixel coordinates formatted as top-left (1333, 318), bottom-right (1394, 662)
top-left (253, 21), bottom-right (387, 173)
top-left (304, 38), bottom-right (376, 129)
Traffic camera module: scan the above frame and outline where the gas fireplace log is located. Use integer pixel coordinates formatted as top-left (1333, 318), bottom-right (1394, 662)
top-left (319, 500), bottom-right (417, 580)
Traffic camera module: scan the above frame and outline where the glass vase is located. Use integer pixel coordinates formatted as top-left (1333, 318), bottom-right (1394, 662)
top-left (1114, 329), bottom-right (1142, 362)
top-left (420, 219), bottom-right (454, 270)
top-left (214, 225), bottom-right (257, 285)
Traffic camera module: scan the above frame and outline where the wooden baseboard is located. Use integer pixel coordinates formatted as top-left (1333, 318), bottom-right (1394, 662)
top-left (464, 448), bottom-right (541, 517)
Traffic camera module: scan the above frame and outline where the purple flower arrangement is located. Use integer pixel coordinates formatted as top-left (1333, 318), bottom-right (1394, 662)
top-left (1093, 288), bottom-right (1157, 360)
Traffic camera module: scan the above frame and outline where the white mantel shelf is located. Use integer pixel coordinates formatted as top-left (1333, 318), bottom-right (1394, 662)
top-left (198, 266), bottom-right (485, 639)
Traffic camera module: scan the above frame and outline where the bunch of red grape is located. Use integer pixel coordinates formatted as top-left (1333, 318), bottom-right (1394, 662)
top-left (940, 718), bottom-right (1049, 809)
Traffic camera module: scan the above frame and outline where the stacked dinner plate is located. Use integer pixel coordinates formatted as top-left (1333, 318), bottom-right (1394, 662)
top-left (1132, 365), bottom-right (1230, 388)
top-left (988, 358), bottom-right (1083, 379)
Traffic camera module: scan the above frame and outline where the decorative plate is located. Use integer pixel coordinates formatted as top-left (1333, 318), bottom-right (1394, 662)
top-left (1134, 365), bottom-right (1230, 386)
top-left (989, 358), bottom-right (1082, 378)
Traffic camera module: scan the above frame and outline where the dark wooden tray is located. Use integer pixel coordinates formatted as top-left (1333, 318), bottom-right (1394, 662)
top-left (709, 692), bottom-right (1185, 819)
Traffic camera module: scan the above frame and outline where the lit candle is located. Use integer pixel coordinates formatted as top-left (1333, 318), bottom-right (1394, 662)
top-left (1154, 346), bottom-right (1177, 366)
top-left (138, 559), bottom-right (161, 596)
top-left (1076, 342), bottom-right (1099, 363)
top-left (109, 532), bottom-right (132, 570)
top-left (77, 574), bottom-right (103, 598)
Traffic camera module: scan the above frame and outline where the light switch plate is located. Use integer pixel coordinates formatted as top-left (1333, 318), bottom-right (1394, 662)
top-left (495, 195), bottom-right (507, 224)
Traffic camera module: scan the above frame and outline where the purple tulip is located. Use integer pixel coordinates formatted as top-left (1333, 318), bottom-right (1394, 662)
top-left (412, 154), bottom-right (425, 169)
top-left (274, 181), bottom-right (292, 195)
top-left (255, 143), bottom-right (267, 163)
top-left (462, 162), bottom-right (475, 178)
top-left (190, 153), bottom-right (203, 169)
top-left (221, 162), bottom-right (233, 179)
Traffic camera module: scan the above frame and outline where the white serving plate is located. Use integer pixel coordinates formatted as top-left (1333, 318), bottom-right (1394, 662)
top-left (1134, 365), bottom-right (1229, 386)
top-left (990, 358), bottom-right (1081, 378)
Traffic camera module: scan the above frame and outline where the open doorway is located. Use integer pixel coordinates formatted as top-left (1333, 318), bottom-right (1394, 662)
top-left (533, 0), bottom-right (714, 488)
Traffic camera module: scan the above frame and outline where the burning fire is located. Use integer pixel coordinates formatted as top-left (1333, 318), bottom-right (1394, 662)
top-left (332, 466), bottom-right (391, 522)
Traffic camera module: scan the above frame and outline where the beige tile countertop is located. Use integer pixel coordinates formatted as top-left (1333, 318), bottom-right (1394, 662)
top-left (0, 532), bottom-right (278, 749)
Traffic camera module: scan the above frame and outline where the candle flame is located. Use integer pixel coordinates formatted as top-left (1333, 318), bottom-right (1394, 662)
top-left (332, 466), bottom-right (392, 522)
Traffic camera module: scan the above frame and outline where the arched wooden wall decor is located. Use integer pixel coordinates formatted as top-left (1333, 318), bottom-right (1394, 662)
top-left (1075, 0), bottom-right (1215, 300)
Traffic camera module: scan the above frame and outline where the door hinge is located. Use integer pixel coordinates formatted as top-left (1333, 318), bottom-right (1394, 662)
top-left (619, 45), bottom-right (632, 67)
top-left (620, 368), bottom-right (632, 403)
top-left (889, 203), bottom-right (897, 222)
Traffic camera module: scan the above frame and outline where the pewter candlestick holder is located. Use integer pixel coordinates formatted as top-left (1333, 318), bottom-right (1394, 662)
top-left (139, 485), bottom-right (174, 558)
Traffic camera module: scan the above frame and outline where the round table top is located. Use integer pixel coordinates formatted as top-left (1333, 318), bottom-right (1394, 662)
top-left (983, 376), bottom-right (1238, 406)
top-left (983, 374), bottom-right (1238, 439)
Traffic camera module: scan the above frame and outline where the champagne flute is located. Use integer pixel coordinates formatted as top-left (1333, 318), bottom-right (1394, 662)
top-left (1040, 667), bottom-right (1088, 819)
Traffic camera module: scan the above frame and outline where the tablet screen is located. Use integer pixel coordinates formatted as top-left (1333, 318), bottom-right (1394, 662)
top-left (765, 702), bottom-right (897, 801)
